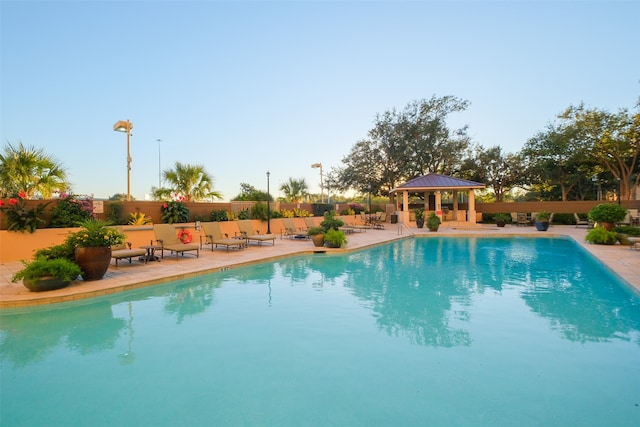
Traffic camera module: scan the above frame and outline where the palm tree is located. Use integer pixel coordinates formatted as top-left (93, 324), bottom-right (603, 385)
top-left (153, 161), bottom-right (222, 201)
top-left (279, 178), bottom-right (309, 203)
top-left (0, 142), bottom-right (69, 198)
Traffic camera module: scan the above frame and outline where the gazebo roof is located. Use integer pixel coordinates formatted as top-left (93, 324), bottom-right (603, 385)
top-left (390, 173), bottom-right (485, 192)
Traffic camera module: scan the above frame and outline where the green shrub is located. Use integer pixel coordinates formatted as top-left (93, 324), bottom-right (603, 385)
top-left (161, 201), bottom-right (189, 223)
top-left (210, 209), bottom-right (229, 222)
top-left (49, 194), bottom-right (93, 227)
top-left (11, 257), bottom-right (81, 283)
top-left (585, 226), bottom-right (618, 244)
top-left (324, 228), bottom-right (347, 247)
top-left (588, 203), bottom-right (628, 224)
top-left (320, 211), bottom-right (344, 232)
top-left (34, 242), bottom-right (75, 262)
top-left (612, 225), bottom-right (640, 236)
top-left (106, 202), bottom-right (125, 225)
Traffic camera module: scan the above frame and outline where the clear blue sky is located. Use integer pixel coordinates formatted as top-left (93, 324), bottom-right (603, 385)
top-left (2, 0), bottom-right (638, 201)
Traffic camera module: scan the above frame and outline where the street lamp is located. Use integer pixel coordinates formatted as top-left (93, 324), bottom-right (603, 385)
top-left (266, 171), bottom-right (271, 234)
top-left (311, 163), bottom-right (324, 203)
top-left (156, 139), bottom-right (162, 189)
top-left (113, 119), bottom-right (133, 201)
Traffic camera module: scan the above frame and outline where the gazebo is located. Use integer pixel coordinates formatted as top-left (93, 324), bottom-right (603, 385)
top-left (390, 173), bottom-right (485, 225)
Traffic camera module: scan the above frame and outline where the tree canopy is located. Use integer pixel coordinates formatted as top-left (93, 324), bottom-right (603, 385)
top-left (0, 142), bottom-right (69, 198)
top-left (337, 96), bottom-right (471, 201)
top-left (153, 161), bottom-right (221, 202)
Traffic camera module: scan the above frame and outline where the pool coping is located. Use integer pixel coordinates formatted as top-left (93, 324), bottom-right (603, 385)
top-left (1, 225), bottom-right (638, 308)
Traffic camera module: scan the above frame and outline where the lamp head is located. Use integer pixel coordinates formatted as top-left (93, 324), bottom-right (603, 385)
top-left (311, 163), bottom-right (322, 169)
top-left (113, 120), bottom-right (133, 132)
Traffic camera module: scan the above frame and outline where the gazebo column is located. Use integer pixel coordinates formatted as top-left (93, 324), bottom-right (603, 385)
top-left (452, 190), bottom-right (459, 221)
top-left (468, 189), bottom-right (476, 224)
top-left (402, 190), bottom-right (409, 225)
top-left (435, 191), bottom-right (442, 220)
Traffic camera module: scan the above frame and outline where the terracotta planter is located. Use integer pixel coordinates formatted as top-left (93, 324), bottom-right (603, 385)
top-left (23, 276), bottom-right (72, 292)
top-left (311, 234), bottom-right (325, 247)
top-left (601, 222), bottom-right (615, 231)
top-left (75, 246), bottom-right (111, 281)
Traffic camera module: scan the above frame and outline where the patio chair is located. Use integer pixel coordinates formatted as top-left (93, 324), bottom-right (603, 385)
top-left (152, 224), bottom-right (200, 260)
top-left (280, 218), bottom-right (308, 240)
top-left (237, 220), bottom-right (276, 246)
top-left (516, 213), bottom-right (529, 227)
top-left (574, 213), bottom-right (590, 228)
top-left (110, 227), bottom-right (147, 266)
top-left (200, 222), bottom-right (246, 251)
top-left (373, 212), bottom-right (386, 229)
top-left (304, 217), bottom-right (319, 229)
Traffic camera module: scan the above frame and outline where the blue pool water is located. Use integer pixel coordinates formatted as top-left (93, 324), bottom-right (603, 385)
top-left (1, 237), bottom-right (639, 426)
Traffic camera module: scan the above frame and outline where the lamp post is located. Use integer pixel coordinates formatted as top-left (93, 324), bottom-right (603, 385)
top-left (113, 119), bottom-right (134, 201)
top-left (311, 163), bottom-right (323, 203)
top-left (266, 171), bottom-right (271, 234)
top-left (368, 185), bottom-right (372, 225)
top-left (156, 139), bottom-right (162, 188)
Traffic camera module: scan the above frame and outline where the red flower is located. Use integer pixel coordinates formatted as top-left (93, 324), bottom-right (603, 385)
top-left (18, 191), bottom-right (26, 199)
top-left (9, 198), bottom-right (18, 205)
top-left (0, 200), bottom-right (4, 207)
top-left (163, 203), bottom-right (168, 209)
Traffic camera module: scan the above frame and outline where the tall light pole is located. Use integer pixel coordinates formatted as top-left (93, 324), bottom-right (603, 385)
top-left (156, 139), bottom-right (162, 189)
top-left (311, 163), bottom-right (323, 203)
top-left (113, 119), bottom-right (133, 201)
top-left (266, 171), bottom-right (272, 234)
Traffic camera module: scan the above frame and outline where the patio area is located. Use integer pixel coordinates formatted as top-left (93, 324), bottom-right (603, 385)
top-left (1, 224), bottom-right (639, 308)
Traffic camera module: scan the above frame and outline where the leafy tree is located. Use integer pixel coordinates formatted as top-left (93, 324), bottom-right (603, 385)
top-left (153, 162), bottom-right (222, 202)
top-left (560, 104), bottom-right (640, 200)
top-left (232, 183), bottom-right (270, 201)
top-left (460, 145), bottom-right (522, 202)
top-left (338, 96), bottom-right (470, 202)
top-left (279, 178), bottom-right (309, 203)
top-left (0, 141), bottom-right (69, 198)
top-left (520, 122), bottom-right (592, 201)
top-left (109, 193), bottom-right (134, 201)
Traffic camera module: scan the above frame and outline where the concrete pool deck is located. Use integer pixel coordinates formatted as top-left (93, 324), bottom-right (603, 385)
top-left (1, 224), bottom-right (639, 308)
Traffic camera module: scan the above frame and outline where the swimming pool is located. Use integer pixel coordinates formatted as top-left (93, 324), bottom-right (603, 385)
top-left (2, 237), bottom-right (639, 426)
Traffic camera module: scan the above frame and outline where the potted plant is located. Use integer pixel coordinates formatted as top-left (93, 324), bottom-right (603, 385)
top-left (588, 203), bottom-right (628, 231)
top-left (307, 226), bottom-right (326, 247)
top-left (534, 211), bottom-right (551, 231)
top-left (324, 228), bottom-right (347, 248)
top-left (414, 208), bottom-right (425, 228)
top-left (65, 219), bottom-right (126, 281)
top-left (494, 214), bottom-right (509, 227)
top-left (426, 212), bottom-right (441, 232)
top-left (585, 227), bottom-right (618, 245)
top-left (11, 257), bottom-right (82, 292)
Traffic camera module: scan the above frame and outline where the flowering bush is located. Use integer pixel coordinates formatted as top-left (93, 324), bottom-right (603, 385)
top-left (65, 219), bottom-right (126, 248)
top-left (0, 192), bottom-right (49, 233)
top-left (161, 200), bottom-right (190, 223)
top-left (49, 193), bottom-right (94, 228)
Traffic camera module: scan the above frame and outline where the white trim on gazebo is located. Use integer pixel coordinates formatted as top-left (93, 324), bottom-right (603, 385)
top-left (389, 173), bottom-right (485, 225)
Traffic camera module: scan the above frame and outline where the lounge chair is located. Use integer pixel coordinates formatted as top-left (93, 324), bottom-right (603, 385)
top-left (152, 224), bottom-right (200, 260)
top-left (574, 213), bottom-right (590, 228)
top-left (280, 218), bottom-right (308, 240)
top-left (237, 220), bottom-right (276, 246)
top-left (110, 227), bottom-right (147, 266)
top-left (200, 222), bottom-right (246, 251)
top-left (516, 213), bottom-right (529, 227)
top-left (304, 217), bottom-right (320, 229)
top-left (373, 212), bottom-right (386, 229)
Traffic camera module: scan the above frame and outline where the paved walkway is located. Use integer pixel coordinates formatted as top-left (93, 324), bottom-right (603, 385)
top-left (1, 224), bottom-right (638, 308)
